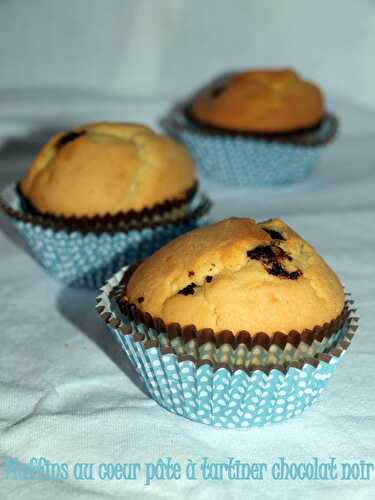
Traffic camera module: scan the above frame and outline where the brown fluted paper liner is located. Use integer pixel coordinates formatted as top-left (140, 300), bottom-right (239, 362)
top-left (0, 181), bottom-right (210, 234)
top-left (108, 263), bottom-right (350, 352)
top-left (96, 266), bottom-right (358, 375)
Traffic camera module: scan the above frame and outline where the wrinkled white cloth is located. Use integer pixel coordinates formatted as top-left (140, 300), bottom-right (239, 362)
top-left (1, 0), bottom-right (375, 111)
top-left (0, 92), bottom-right (375, 500)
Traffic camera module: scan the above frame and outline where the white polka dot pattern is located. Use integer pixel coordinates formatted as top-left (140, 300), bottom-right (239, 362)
top-left (97, 266), bottom-right (357, 428)
top-left (109, 325), bottom-right (344, 428)
top-left (16, 221), bottom-right (203, 289)
top-left (174, 117), bottom-right (335, 186)
top-left (2, 184), bottom-right (209, 289)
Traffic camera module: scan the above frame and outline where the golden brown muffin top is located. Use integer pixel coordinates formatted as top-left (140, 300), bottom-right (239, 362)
top-left (20, 122), bottom-right (196, 217)
top-left (191, 69), bottom-right (324, 133)
top-left (126, 218), bottom-right (344, 335)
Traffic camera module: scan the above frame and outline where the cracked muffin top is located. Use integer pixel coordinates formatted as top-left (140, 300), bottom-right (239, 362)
top-left (126, 217), bottom-right (344, 335)
top-left (190, 69), bottom-right (324, 133)
top-left (20, 122), bottom-right (196, 217)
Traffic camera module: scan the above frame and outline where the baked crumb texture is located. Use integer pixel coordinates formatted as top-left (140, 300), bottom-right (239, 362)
top-left (191, 69), bottom-right (324, 133)
top-left (20, 122), bottom-right (196, 217)
top-left (126, 217), bottom-right (344, 336)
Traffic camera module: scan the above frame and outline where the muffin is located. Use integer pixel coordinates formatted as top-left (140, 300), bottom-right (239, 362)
top-left (170, 68), bottom-right (338, 186)
top-left (190, 69), bottom-right (323, 133)
top-left (0, 122), bottom-right (211, 288)
top-left (97, 218), bottom-right (357, 428)
top-left (20, 122), bottom-right (196, 217)
top-left (125, 217), bottom-right (344, 335)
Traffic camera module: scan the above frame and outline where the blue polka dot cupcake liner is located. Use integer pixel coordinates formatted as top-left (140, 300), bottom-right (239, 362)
top-left (168, 107), bottom-right (338, 186)
top-left (96, 266), bottom-right (358, 428)
top-left (0, 182), bottom-right (211, 289)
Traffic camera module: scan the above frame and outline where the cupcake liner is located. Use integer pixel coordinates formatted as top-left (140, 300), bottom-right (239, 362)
top-left (184, 105), bottom-right (338, 145)
top-left (97, 269), bottom-right (358, 428)
top-left (5, 181), bottom-right (199, 234)
top-left (104, 264), bottom-right (349, 369)
top-left (167, 106), bottom-right (338, 186)
top-left (0, 182), bottom-right (211, 289)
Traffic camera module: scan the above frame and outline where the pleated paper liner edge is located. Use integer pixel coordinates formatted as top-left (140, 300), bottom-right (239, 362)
top-left (108, 264), bottom-right (350, 351)
top-left (0, 181), bottom-right (212, 234)
top-left (96, 265), bottom-right (358, 374)
top-left (166, 103), bottom-right (337, 148)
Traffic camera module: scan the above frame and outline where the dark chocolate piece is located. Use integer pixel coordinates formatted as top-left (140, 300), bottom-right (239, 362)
top-left (269, 263), bottom-right (301, 280)
top-left (178, 283), bottom-right (197, 296)
top-left (211, 85), bottom-right (226, 98)
top-left (205, 275), bottom-right (213, 283)
top-left (247, 245), bottom-right (276, 264)
top-left (188, 271), bottom-right (195, 277)
top-left (262, 228), bottom-right (285, 241)
top-left (288, 270), bottom-right (302, 280)
top-left (272, 245), bottom-right (290, 260)
top-left (55, 131), bottom-right (85, 149)
top-left (137, 297), bottom-right (144, 304)
top-left (247, 244), bottom-right (301, 280)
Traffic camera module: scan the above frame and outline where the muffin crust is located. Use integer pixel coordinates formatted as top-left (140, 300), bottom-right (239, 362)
top-left (21, 122), bottom-right (196, 217)
top-left (126, 218), bottom-right (344, 335)
top-left (191, 69), bottom-right (324, 133)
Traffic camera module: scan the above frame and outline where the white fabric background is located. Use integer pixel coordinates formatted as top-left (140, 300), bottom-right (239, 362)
top-left (0, 1), bottom-right (375, 499)
top-left (1, 0), bottom-right (375, 107)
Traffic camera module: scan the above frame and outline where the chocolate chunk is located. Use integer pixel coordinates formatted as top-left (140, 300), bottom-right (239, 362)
top-left (178, 283), bottom-right (197, 296)
top-left (262, 228), bottom-right (285, 241)
top-left (272, 245), bottom-right (290, 259)
top-left (269, 263), bottom-right (302, 280)
top-left (288, 270), bottom-right (302, 280)
top-left (56, 130), bottom-right (85, 149)
top-left (188, 270), bottom-right (195, 277)
top-left (247, 245), bottom-right (275, 263)
top-left (205, 275), bottom-right (213, 283)
top-left (269, 263), bottom-right (290, 278)
top-left (137, 297), bottom-right (144, 304)
top-left (248, 244), bottom-right (302, 280)
top-left (211, 85), bottom-right (226, 98)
